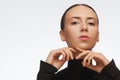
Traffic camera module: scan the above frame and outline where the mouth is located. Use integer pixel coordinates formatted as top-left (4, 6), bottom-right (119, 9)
top-left (79, 35), bottom-right (89, 40)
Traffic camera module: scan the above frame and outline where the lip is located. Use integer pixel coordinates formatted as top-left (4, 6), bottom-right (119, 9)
top-left (79, 35), bottom-right (89, 40)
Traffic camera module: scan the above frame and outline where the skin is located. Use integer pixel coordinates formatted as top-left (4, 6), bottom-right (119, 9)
top-left (46, 5), bottom-right (110, 73)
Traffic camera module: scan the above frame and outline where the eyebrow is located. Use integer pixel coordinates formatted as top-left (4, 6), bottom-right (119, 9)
top-left (70, 16), bottom-right (97, 21)
top-left (87, 17), bottom-right (97, 20)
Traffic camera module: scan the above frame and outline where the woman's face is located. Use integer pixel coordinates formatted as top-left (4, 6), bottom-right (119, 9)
top-left (60, 6), bottom-right (99, 50)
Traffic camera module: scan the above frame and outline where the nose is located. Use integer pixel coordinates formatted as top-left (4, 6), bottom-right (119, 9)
top-left (80, 24), bottom-right (88, 32)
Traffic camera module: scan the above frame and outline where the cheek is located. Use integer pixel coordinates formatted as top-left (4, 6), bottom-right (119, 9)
top-left (91, 31), bottom-right (99, 40)
top-left (64, 28), bottom-right (77, 37)
top-left (90, 28), bottom-right (98, 36)
top-left (64, 31), bottom-right (74, 39)
top-left (64, 30), bottom-right (78, 41)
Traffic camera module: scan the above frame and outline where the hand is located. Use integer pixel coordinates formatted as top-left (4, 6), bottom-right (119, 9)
top-left (75, 47), bottom-right (110, 73)
top-left (46, 47), bottom-right (76, 70)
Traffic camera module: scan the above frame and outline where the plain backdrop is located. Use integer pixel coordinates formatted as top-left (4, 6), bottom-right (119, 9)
top-left (0, 0), bottom-right (120, 80)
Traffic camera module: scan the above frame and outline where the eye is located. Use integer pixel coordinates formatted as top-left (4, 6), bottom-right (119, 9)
top-left (88, 22), bottom-right (95, 26)
top-left (71, 21), bottom-right (80, 25)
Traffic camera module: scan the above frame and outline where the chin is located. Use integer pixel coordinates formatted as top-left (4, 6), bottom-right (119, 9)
top-left (76, 44), bottom-right (94, 50)
top-left (68, 42), bottom-right (96, 50)
top-left (78, 46), bottom-right (91, 50)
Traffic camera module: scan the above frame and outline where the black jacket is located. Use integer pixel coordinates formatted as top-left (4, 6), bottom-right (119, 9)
top-left (37, 59), bottom-right (120, 80)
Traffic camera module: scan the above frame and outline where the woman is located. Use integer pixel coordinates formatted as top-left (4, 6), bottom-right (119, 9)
top-left (37, 4), bottom-right (120, 80)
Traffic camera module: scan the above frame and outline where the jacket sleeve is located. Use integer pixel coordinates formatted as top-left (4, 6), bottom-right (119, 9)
top-left (37, 60), bottom-right (58, 80)
top-left (101, 59), bottom-right (120, 80)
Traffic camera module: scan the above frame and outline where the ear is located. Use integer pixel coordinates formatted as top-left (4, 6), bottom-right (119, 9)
top-left (59, 30), bottom-right (65, 41)
top-left (97, 32), bottom-right (99, 42)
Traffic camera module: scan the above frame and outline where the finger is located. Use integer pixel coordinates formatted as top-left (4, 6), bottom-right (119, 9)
top-left (83, 54), bottom-right (92, 67)
top-left (64, 47), bottom-right (76, 60)
top-left (58, 54), bottom-right (64, 61)
top-left (69, 47), bottom-right (76, 53)
top-left (76, 51), bottom-right (89, 59)
top-left (58, 50), bottom-right (66, 61)
top-left (63, 49), bottom-right (70, 61)
top-left (87, 55), bottom-right (94, 65)
top-left (69, 47), bottom-right (77, 60)
top-left (67, 49), bottom-right (74, 60)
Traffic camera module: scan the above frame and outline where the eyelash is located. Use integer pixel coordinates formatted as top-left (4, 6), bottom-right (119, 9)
top-left (71, 21), bottom-right (80, 25)
top-left (88, 22), bottom-right (95, 26)
top-left (70, 21), bottom-right (95, 26)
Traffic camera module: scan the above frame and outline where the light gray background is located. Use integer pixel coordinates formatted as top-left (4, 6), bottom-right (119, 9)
top-left (0, 0), bottom-right (120, 80)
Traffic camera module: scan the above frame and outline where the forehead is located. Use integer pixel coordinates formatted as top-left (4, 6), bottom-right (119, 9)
top-left (65, 6), bottom-right (97, 20)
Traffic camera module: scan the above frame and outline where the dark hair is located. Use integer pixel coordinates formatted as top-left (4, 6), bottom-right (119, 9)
top-left (60, 4), bottom-right (99, 30)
